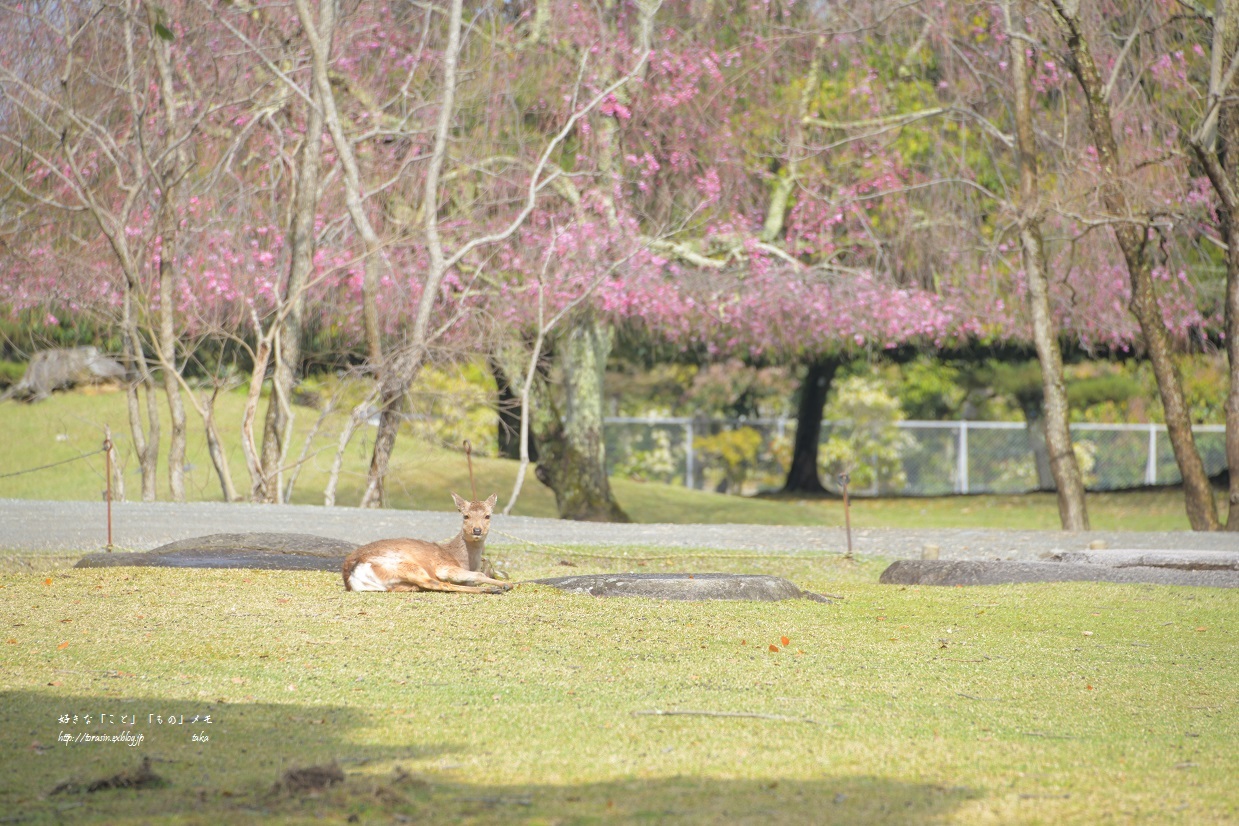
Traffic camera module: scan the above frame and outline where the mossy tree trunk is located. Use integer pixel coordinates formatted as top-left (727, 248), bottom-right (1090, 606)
top-left (534, 312), bottom-right (628, 521)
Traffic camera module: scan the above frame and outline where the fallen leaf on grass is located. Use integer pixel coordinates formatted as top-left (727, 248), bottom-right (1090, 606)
top-left (44, 578), bottom-right (52, 586)
top-left (780, 636), bottom-right (790, 647)
top-left (768, 644), bottom-right (779, 653)
top-left (56, 641), bottom-right (69, 650)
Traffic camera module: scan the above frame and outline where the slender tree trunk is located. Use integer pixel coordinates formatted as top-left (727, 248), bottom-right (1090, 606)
top-left (1190, 0), bottom-right (1239, 530)
top-left (294, 0), bottom-right (384, 370)
top-left (533, 311), bottom-right (628, 521)
top-left (202, 388), bottom-right (239, 502)
top-left (360, 0), bottom-right (465, 509)
top-left (1047, 0), bottom-right (1218, 530)
top-left (261, 49), bottom-right (326, 501)
top-left (122, 288), bottom-right (160, 501)
top-left (149, 12), bottom-right (189, 503)
top-left (782, 356), bottom-right (838, 494)
top-left (1007, 0), bottom-right (1088, 529)
top-left (492, 356), bottom-right (536, 461)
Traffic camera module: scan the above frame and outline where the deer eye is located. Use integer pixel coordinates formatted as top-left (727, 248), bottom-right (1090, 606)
top-left (484, 515), bottom-right (490, 520)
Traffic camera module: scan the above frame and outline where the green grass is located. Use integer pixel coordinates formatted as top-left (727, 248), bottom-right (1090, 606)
top-left (1, 548), bottom-right (1235, 825)
top-left (0, 387), bottom-right (1218, 530)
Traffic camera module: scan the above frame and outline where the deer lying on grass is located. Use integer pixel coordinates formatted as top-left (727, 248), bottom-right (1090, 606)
top-left (342, 493), bottom-right (511, 593)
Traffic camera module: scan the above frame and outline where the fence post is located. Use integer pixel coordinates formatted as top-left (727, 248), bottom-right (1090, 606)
top-left (684, 419), bottom-right (695, 489)
top-left (1144, 424), bottom-right (1157, 486)
top-left (957, 420), bottom-right (969, 494)
top-left (103, 427), bottom-right (114, 551)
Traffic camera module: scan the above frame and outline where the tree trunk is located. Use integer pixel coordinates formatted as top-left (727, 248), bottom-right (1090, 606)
top-left (122, 289), bottom-right (159, 501)
top-left (1008, 0), bottom-right (1088, 529)
top-left (1190, 0), bottom-right (1239, 530)
top-left (534, 312), bottom-right (628, 521)
top-left (781, 356), bottom-right (839, 494)
top-left (360, 0), bottom-right (465, 508)
top-left (148, 1), bottom-right (189, 503)
top-left (1048, 0), bottom-right (1218, 530)
top-left (492, 356), bottom-right (536, 462)
top-left (1019, 401), bottom-right (1055, 491)
top-left (260, 48), bottom-right (326, 501)
top-left (202, 388), bottom-right (239, 502)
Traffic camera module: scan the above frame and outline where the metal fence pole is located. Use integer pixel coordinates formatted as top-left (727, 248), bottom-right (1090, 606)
top-left (957, 421), bottom-right (969, 494)
top-left (684, 419), bottom-right (694, 489)
top-left (1144, 424), bottom-right (1157, 486)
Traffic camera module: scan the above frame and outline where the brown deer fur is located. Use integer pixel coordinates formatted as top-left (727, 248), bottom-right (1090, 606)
top-left (341, 493), bottom-right (510, 593)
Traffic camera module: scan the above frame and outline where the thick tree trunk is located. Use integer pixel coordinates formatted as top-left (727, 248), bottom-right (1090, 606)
top-left (534, 313), bottom-right (628, 521)
top-left (1048, 0), bottom-right (1218, 530)
top-left (1008, 0), bottom-right (1089, 529)
top-left (781, 357), bottom-right (838, 494)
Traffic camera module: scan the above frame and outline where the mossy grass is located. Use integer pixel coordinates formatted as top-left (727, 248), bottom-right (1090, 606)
top-left (0, 387), bottom-right (1218, 530)
top-left (1, 547), bottom-right (1234, 824)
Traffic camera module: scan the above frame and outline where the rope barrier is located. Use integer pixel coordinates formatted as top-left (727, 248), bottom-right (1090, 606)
top-left (0, 448), bottom-right (106, 479)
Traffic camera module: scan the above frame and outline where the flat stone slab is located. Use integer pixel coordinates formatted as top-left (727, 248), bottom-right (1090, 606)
top-left (532, 573), bottom-right (832, 603)
top-left (880, 559), bottom-right (1239, 588)
top-left (74, 533), bottom-right (357, 572)
top-left (1047, 550), bottom-right (1239, 571)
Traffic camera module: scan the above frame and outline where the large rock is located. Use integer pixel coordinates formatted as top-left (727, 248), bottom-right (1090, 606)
top-left (1047, 549), bottom-right (1239, 571)
top-left (879, 559), bottom-right (1239, 588)
top-left (7, 347), bottom-right (126, 401)
top-left (533, 573), bottom-right (832, 603)
top-left (75, 533), bottom-right (357, 572)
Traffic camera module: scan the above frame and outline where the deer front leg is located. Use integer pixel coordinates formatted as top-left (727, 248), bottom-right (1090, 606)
top-left (436, 566), bottom-right (513, 592)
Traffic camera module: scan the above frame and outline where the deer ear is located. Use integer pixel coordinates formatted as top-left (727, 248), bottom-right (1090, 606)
top-left (451, 492), bottom-right (469, 511)
top-left (485, 493), bottom-right (498, 510)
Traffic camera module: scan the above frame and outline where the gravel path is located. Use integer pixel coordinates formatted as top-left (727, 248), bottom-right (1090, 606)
top-left (3, 498), bottom-right (1235, 561)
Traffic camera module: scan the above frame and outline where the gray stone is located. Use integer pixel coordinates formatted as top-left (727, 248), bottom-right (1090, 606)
top-left (74, 533), bottom-right (357, 572)
top-left (879, 559), bottom-right (1239, 588)
top-left (1047, 550), bottom-right (1239, 571)
top-left (532, 573), bottom-right (832, 603)
top-left (7, 347), bottom-right (126, 402)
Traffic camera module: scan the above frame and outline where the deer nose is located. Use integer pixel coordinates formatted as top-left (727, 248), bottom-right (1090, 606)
top-left (472, 527), bottom-right (483, 536)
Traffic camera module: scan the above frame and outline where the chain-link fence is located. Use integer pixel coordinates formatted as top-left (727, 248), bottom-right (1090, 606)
top-left (603, 416), bottom-right (1228, 496)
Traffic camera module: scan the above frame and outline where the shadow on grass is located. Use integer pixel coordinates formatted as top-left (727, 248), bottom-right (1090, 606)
top-left (3, 687), bottom-right (979, 825)
top-left (1, 688), bottom-right (454, 824)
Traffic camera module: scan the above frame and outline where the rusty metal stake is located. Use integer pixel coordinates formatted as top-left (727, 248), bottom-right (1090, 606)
top-left (839, 472), bottom-right (852, 561)
top-left (104, 427), bottom-right (114, 551)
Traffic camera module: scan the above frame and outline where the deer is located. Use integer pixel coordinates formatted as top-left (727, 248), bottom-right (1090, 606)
top-left (341, 492), bottom-right (512, 593)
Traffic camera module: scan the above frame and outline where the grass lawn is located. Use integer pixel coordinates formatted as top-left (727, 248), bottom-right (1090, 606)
top-left (0, 387), bottom-right (1220, 530)
top-left (0, 547), bottom-right (1235, 825)
top-left (1, 392), bottom-right (1236, 823)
